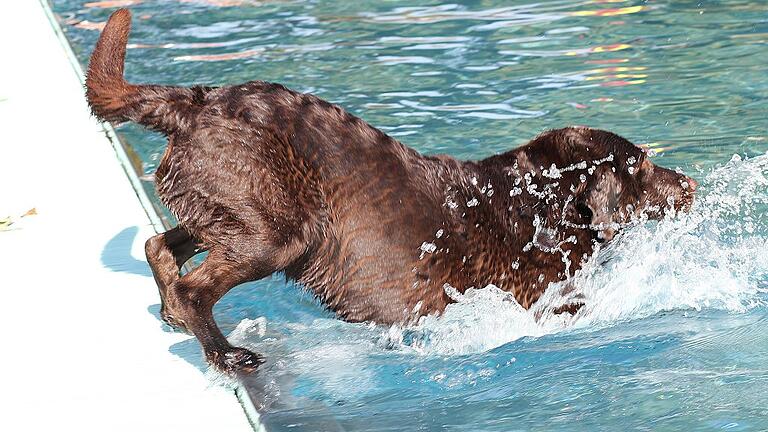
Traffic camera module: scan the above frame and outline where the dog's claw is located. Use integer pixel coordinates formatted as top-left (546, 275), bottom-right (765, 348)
top-left (210, 347), bottom-right (264, 374)
top-left (160, 310), bottom-right (191, 334)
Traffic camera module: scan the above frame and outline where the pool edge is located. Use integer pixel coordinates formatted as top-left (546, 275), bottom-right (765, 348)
top-left (36, 1), bottom-right (266, 430)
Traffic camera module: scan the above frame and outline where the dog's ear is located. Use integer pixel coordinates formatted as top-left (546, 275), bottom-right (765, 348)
top-left (576, 169), bottom-right (622, 242)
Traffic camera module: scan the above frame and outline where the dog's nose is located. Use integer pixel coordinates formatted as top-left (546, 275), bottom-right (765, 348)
top-left (684, 176), bottom-right (698, 192)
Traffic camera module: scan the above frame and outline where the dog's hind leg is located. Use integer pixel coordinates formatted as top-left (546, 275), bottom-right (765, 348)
top-left (164, 248), bottom-right (268, 373)
top-left (145, 226), bottom-right (204, 331)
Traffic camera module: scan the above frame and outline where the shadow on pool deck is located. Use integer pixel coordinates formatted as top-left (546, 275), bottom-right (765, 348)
top-left (100, 226), bottom-right (211, 371)
top-left (100, 226), bottom-right (151, 278)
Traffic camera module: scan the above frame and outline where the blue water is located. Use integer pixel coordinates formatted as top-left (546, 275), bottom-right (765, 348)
top-left (54, 1), bottom-right (768, 430)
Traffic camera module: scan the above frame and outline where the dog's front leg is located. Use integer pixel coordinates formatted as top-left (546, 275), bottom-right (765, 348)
top-left (145, 226), bottom-right (203, 332)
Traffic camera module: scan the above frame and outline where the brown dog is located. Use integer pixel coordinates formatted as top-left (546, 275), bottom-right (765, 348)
top-left (86, 9), bottom-right (696, 373)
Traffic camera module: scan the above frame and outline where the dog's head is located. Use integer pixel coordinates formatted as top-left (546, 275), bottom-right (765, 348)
top-left (516, 126), bottom-right (697, 243)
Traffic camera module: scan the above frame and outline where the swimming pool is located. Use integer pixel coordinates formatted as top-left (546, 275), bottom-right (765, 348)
top-left (54, 0), bottom-right (768, 430)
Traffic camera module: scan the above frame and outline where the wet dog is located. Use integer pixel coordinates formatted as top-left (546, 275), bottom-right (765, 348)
top-left (86, 9), bottom-right (696, 373)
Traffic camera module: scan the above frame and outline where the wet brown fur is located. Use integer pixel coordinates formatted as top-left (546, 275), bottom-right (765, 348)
top-left (87, 9), bottom-right (696, 373)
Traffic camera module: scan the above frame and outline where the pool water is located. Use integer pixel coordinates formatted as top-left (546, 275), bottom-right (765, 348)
top-left (54, 0), bottom-right (768, 430)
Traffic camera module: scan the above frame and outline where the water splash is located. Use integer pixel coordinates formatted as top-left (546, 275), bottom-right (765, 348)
top-left (390, 153), bottom-right (768, 355)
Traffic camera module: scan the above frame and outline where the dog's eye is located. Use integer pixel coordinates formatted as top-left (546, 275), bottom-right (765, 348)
top-left (575, 201), bottom-right (593, 220)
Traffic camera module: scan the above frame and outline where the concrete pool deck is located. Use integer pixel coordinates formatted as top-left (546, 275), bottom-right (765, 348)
top-left (0, 1), bottom-right (259, 430)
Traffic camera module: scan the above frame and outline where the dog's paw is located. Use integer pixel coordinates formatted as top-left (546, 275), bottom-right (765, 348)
top-left (209, 347), bottom-right (264, 374)
top-left (552, 302), bottom-right (585, 315)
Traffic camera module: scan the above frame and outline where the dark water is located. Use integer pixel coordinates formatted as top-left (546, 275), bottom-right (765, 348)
top-left (54, 1), bottom-right (768, 430)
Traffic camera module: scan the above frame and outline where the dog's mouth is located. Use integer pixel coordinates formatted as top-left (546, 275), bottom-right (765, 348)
top-left (678, 175), bottom-right (698, 211)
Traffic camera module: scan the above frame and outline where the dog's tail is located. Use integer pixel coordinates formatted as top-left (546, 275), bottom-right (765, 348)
top-left (86, 9), bottom-right (202, 134)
